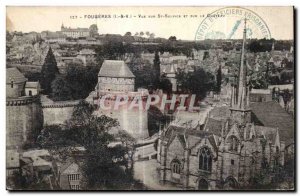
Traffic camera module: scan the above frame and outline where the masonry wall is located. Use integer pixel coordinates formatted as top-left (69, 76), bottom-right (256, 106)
top-left (42, 106), bottom-right (75, 125)
top-left (6, 98), bottom-right (43, 148)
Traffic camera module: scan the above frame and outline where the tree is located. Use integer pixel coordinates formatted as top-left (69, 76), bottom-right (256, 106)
top-left (124, 32), bottom-right (132, 36)
top-left (216, 64), bottom-right (222, 93)
top-left (168, 36), bottom-right (177, 42)
top-left (50, 64), bottom-right (100, 101)
top-left (51, 75), bottom-right (72, 101)
top-left (40, 47), bottom-right (59, 94)
top-left (176, 68), bottom-right (216, 100)
top-left (159, 76), bottom-right (172, 94)
top-left (153, 51), bottom-right (161, 88)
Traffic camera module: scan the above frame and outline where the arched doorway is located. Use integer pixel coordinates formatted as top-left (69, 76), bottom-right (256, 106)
top-left (223, 177), bottom-right (238, 190)
top-left (198, 179), bottom-right (209, 190)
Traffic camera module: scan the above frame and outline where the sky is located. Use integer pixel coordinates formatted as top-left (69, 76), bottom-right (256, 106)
top-left (6, 6), bottom-right (294, 40)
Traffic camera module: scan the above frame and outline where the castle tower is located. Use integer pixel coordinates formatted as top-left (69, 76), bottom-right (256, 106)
top-left (230, 19), bottom-right (251, 125)
top-left (94, 60), bottom-right (149, 139)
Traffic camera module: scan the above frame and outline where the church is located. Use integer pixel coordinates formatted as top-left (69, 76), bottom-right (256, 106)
top-left (157, 22), bottom-right (288, 190)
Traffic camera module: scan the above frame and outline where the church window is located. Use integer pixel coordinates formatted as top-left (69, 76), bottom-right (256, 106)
top-left (11, 81), bottom-right (13, 88)
top-left (171, 159), bottom-right (181, 174)
top-left (228, 136), bottom-right (239, 152)
top-left (199, 147), bottom-right (212, 171)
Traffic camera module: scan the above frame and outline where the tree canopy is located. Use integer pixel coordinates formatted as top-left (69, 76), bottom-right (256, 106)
top-left (40, 47), bottom-right (59, 94)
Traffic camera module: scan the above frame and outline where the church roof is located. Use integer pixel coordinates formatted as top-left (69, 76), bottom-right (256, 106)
top-left (98, 60), bottom-right (135, 78)
top-left (250, 101), bottom-right (294, 145)
top-left (6, 68), bottom-right (27, 84)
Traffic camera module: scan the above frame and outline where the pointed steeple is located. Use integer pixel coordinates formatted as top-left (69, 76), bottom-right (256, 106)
top-left (236, 18), bottom-right (249, 110)
top-left (230, 18), bottom-right (251, 125)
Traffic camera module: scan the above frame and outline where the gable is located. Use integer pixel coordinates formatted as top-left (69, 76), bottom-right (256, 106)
top-left (62, 163), bottom-right (79, 175)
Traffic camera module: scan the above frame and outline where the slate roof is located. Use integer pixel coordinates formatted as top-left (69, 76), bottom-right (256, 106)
top-left (6, 68), bottom-right (27, 84)
top-left (98, 60), bottom-right (135, 78)
top-left (250, 101), bottom-right (294, 145)
top-left (25, 81), bottom-right (40, 89)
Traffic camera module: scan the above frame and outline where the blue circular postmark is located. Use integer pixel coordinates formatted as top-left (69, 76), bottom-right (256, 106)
top-left (195, 7), bottom-right (271, 40)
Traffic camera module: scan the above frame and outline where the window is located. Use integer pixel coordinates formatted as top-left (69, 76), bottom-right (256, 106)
top-left (11, 81), bottom-right (13, 88)
top-left (171, 160), bottom-right (181, 174)
top-left (29, 90), bottom-right (32, 96)
top-left (68, 174), bottom-right (80, 181)
top-left (199, 147), bottom-right (212, 171)
top-left (231, 159), bottom-right (234, 165)
top-left (228, 136), bottom-right (239, 152)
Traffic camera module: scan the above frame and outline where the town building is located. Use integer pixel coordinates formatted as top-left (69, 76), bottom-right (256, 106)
top-left (57, 161), bottom-right (82, 190)
top-left (60, 24), bottom-right (97, 38)
top-left (157, 22), bottom-right (291, 190)
top-left (86, 60), bottom-right (149, 139)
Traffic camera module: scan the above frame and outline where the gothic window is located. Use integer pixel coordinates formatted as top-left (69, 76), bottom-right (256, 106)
top-left (199, 147), bottom-right (212, 172)
top-left (29, 90), bottom-right (32, 96)
top-left (171, 159), bottom-right (181, 174)
top-left (274, 146), bottom-right (280, 170)
top-left (228, 135), bottom-right (239, 152)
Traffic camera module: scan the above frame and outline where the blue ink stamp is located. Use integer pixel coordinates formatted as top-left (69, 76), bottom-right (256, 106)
top-left (195, 7), bottom-right (271, 40)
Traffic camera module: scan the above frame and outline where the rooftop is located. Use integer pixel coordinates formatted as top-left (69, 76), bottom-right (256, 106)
top-left (98, 60), bottom-right (135, 78)
top-left (6, 68), bottom-right (27, 84)
top-left (25, 81), bottom-right (40, 89)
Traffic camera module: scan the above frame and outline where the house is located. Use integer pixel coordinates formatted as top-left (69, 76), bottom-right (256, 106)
top-left (250, 89), bottom-right (272, 102)
top-left (58, 161), bottom-right (82, 190)
top-left (22, 149), bottom-right (53, 179)
top-left (25, 81), bottom-right (40, 96)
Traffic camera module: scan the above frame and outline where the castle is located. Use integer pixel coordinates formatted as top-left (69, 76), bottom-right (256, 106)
top-left (86, 60), bottom-right (149, 139)
top-left (61, 24), bottom-right (90, 38)
top-left (157, 21), bottom-right (288, 190)
top-left (6, 68), bottom-right (43, 149)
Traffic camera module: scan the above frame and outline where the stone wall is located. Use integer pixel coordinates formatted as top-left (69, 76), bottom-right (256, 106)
top-left (42, 104), bottom-right (76, 125)
top-left (6, 97), bottom-right (43, 148)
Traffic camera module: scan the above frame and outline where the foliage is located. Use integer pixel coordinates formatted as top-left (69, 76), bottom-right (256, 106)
top-left (50, 64), bottom-right (100, 101)
top-left (95, 41), bottom-right (125, 63)
top-left (40, 47), bottom-right (59, 94)
top-left (248, 69), bottom-right (269, 89)
top-left (216, 64), bottom-right (222, 93)
top-left (153, 51), bottom-right (161, 88)
top-left (38, 101), bottom-right (143, 189)
top-left (176, 68), bottom-right (216, 100)
top-left (159, 76), bottom-right (173, 94)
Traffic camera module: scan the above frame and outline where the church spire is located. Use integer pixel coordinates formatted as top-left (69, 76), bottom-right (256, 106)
top-left (233, 18), bottom-right (250, 110)
top-left (230, 18), bottom-right (251, 125)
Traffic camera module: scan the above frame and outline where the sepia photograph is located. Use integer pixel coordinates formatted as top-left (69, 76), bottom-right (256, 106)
top-left (5, 6), bottom-right (295, 191)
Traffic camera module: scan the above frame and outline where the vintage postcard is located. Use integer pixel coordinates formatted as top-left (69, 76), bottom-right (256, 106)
top-left (6, 6), bottom-right (295, 191)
